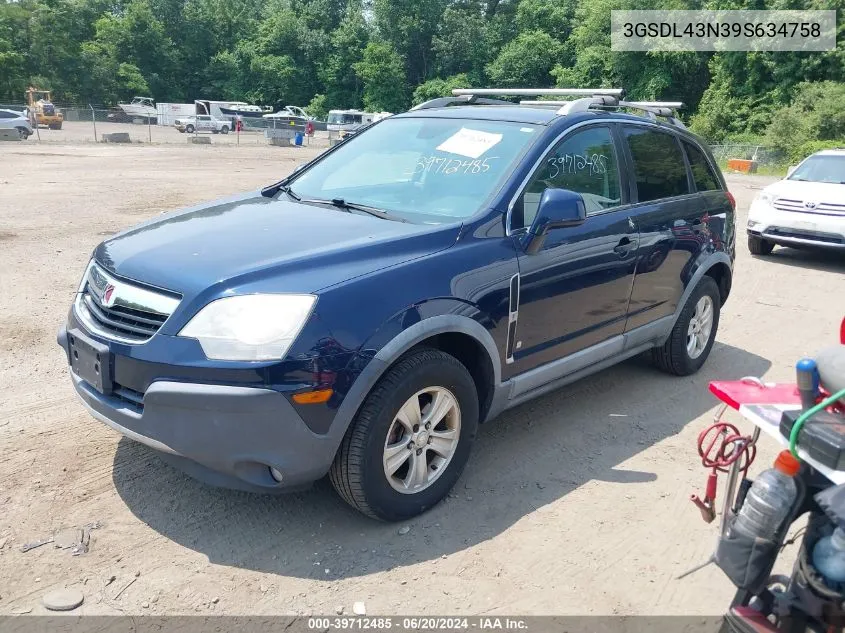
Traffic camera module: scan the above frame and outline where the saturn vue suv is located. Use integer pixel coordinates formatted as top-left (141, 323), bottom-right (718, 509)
top-left (59, 93), bottom-right (735, 521)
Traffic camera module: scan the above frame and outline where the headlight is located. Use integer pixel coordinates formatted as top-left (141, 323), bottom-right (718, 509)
top-left (178, 294), bottom-right (316, 361)
top-left (757, 191), bottom-right (775, 204)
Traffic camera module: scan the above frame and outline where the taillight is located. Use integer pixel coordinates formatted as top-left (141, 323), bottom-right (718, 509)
top-left (726, 191), bottom-right (736, 210)
top-left (840, 316), bottom-right (845, 344)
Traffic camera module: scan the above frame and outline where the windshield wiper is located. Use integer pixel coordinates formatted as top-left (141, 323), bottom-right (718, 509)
top-left (279, 184), bottom-right (301, 201)
top-left (298, 197), bottom-right (407, 223)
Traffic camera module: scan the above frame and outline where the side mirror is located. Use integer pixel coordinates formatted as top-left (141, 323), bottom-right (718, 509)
top-left (524, 188), bottom-right (586, 255)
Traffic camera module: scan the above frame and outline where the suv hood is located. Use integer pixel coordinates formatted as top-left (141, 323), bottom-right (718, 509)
top-left (93, 191), bottom-right (460, 297)
top-left (765, 179), bottom-right (845, 202)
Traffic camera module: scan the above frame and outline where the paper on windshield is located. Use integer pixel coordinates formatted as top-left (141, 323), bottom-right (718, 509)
top-left (436, 127), bottom-right (503, 159)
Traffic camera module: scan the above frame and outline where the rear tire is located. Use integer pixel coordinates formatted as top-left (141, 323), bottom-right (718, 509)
top-left (329, 348), bottom-right (478, 521)
top-left (652, 276), bottom-right (721, 376)
top-left (748, 235), bottom-right (775, 255)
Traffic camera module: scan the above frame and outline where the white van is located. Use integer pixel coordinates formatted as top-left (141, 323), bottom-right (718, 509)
top-left (327, 109), bottom-right (392, 133)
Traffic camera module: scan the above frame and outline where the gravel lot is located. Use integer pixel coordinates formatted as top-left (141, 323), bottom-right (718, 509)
top-left (1, 141), bottom-right (843, 616)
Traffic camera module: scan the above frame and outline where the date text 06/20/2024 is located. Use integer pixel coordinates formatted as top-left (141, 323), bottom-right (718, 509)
top-left (306, 617), bottom-right (529, 630)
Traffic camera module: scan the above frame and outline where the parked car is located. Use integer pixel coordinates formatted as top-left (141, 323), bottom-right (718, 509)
top-left (174, 114), bottom-right (230, 134)
top-left (0, 108), bottom-right (33, 139)
top-left (747, 149), bottom-right (845, 254)
top-left (58, 89), bottom-right (735, 521)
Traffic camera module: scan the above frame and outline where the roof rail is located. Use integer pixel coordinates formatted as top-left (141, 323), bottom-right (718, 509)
top-left (519, 97), bottom-right (685, 126)
top-left (411, 94), bottom-right (515, 111)
top-left (452, 88), bottom-right (624, 98)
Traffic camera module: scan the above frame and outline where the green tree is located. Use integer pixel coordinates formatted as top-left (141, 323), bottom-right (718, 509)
top-left (487, 30), bottom-right (562, 87)
top-left (318, 1), bottom-right (369, 109)
top-left (372, 0), bottom-right (449, 86)
top-left (89, 0), bottom-right (180, 100)
top-left (765, 81), bottom-right (845, 160)
top-left (0, 2), bottom-right (30, 101)
top-left (431, 2), bottom-right (488, 81)
top-left (515, 0), bottom-right (575, 41)
top-left (412, 73), bottom-right (470, 105)
top-left (354, 40), bottom-right (408, 112)
top-left (306, 92), bottom-right (328, 118)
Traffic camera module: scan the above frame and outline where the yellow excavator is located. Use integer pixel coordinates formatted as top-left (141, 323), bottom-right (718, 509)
top-left (25, 87), bottom-right (63, 129)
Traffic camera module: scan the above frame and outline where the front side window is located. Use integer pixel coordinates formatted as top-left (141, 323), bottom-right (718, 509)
top-left (624, 127), bottom-right (690, 202)
top-left (512, 126), bottom-right (622, 230)
top-left (683, 140), bottom-right (721, 191)
top-left (788, 154), bottom-right (845, 184)
top-left (289, 117), bottom-right (539, 223)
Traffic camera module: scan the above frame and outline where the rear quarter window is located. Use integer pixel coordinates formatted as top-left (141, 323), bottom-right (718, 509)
top-left (623, 127), bottom-right (690, 202)
top-left (682, 140), bottom-right (721, 192)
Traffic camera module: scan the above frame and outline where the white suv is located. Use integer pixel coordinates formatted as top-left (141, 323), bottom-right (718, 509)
top-left (0, 108), bottom-right (34, 139)
top-left (747, 149), bottom-right (845, 254)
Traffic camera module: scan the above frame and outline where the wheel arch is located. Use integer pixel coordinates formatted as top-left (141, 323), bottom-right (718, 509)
top-left (330, 314), bottom-right (503, 451)
top-left (674, 251), bottom-right (732, 326)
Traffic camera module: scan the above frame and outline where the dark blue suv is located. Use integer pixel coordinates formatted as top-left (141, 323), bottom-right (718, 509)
top-left (58, 89), bottom-right (735, 521)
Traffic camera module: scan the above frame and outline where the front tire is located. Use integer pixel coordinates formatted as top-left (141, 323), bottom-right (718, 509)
top-left (652, 276), bottom-right (721, 376)
top-left (185, 125), bottom-right (195, 134)
top-left (748, 235), bottom-right (775, 255)
top-left (220, 126), bottom-right (229, 134)
top-left (329, 349), bottom-right (478, 521)
top-left (16, 127), bottom-right (29, 140)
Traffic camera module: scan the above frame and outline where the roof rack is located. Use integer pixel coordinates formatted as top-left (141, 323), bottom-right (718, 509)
top-left (452, 88), bottom-right (625, 98)
top-left (518, 98), bottom-right (686, 127)
top-left (413, 88), bottom-right (687, 129)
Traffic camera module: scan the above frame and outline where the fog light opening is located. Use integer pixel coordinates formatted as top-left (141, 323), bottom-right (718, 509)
top-left (269, 467), bottom-right (284, 483)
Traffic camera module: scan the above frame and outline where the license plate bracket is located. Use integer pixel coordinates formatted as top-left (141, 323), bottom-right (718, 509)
top-left (68, 328), bottom-right (113, 395)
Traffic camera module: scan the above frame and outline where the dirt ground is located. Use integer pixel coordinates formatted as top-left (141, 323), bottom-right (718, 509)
top-left (1, 141), bottom-right (843, 617)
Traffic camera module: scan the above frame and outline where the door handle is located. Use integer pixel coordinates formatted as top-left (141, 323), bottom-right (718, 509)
top-left (614, 237), bottom-right (637, 256)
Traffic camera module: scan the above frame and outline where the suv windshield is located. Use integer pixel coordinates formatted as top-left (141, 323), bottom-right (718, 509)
top-left (788, 154), bottom-right (845, 184)
top-left (288, 117), bottom-right (539, 223)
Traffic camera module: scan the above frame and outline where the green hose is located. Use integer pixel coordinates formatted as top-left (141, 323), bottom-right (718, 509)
top-left (789, 387), bottom-right (845, 459)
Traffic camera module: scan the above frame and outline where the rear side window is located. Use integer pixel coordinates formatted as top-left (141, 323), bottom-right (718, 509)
top-left (0, 111), bottom-right (13, 119)
top-left (683, 140), bottom-right (721, 191)
top-left (623, 127), bottom-right (690, 202)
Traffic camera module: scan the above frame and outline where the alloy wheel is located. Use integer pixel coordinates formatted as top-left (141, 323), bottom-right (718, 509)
top-left (687, 295), bottom-right (714, 359)
top-left (382, 387), bottom-right (461, 494)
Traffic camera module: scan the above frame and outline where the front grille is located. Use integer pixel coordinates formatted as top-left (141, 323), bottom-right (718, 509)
top-left (113, 385), bottom-right (145, 412)
top-left (773, 197), bottom-right (845, 217)
top-left (74, 262), bottom-right (180, 344)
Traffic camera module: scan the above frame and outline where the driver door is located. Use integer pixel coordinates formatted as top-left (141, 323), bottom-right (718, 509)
top-left (507, 125), bottom-right (640, 377)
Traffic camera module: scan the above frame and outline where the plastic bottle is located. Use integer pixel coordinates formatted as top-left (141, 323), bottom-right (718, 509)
top-left (731, 450), bottom-right (800, 541)
top-left (812, 527), bottom-right (845, 586)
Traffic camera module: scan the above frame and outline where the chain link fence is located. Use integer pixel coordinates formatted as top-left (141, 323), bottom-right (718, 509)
top-left (708, 144), bottom-right (785, 166)
top-left (6, 101), bottom-right (330, 148)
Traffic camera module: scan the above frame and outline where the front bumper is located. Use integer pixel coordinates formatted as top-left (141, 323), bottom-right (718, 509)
top-left (748, 201), bottom-right (845, 249)
top-left (58, 326), bottom-right (339, 493)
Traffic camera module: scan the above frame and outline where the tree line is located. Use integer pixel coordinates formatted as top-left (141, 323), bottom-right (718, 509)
top-left (1, 0), bottom-right (843, 151)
